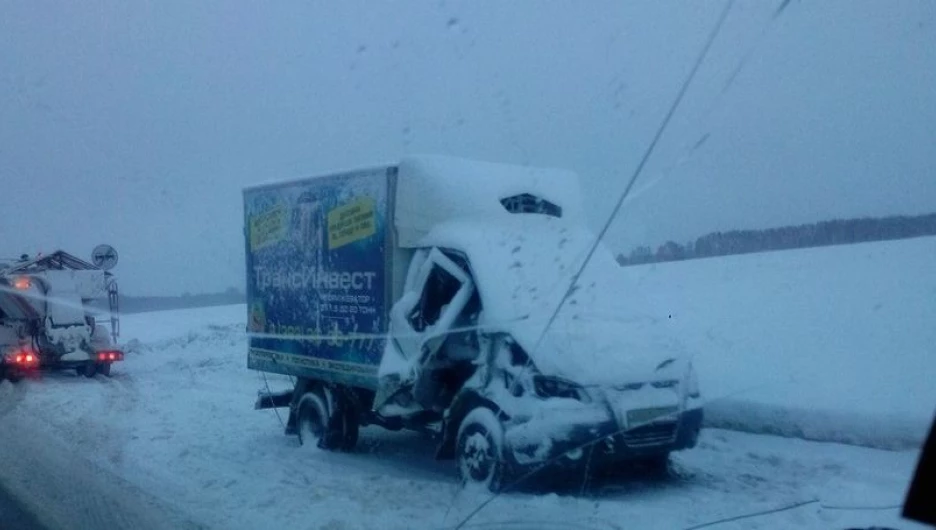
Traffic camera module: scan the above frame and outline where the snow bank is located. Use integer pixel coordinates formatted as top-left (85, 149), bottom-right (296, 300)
top-left (120, 303), bottom-right (246, 344)
top-left (625, 236), bottom-right (936, 450)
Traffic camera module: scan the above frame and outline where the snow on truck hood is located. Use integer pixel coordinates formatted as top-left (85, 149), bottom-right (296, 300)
top-left (420, 216), bottom-right (690, 386)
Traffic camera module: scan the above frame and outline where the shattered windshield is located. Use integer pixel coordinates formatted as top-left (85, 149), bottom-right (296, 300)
top-left (0, 1), bottom-right (933, 530)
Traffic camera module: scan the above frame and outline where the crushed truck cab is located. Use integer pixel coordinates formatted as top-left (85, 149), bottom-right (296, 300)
top-left (387, 218), bottom-right (703, 476)
top-left (245, 155), bottom-right (701, 490)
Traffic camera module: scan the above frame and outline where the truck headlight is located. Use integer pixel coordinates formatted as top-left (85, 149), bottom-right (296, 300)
top-left (533, 375), bottom-right (590, 403)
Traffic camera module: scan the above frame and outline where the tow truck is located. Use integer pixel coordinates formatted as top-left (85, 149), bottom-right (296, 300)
top-left (0, 248), bottom-right (123, 382)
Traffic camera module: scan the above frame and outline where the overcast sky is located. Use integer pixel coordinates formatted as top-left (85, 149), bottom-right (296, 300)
top-left (1, 1), bottom-right (934, 296)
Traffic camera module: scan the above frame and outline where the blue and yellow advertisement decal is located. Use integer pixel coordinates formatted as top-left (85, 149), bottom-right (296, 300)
top-left (243, 168), bottom-right (394, 389)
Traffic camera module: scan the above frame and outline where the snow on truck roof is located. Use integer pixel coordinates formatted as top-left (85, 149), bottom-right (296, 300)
top-left (420, 216), bottom-right (689, 385)
top-left (241, 154), bottom-right (586, 247)
top-left (1, 250), bottom-right (98, 274)
top-left (395, 155), bottom-right (585, 247)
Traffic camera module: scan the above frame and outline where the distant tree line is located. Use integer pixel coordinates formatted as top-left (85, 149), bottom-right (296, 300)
top-left (618, 212), bottom-right (936, 266)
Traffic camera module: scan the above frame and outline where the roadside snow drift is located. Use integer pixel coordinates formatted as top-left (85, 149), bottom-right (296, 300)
top-left (624, 236), bottom-right (936, 449)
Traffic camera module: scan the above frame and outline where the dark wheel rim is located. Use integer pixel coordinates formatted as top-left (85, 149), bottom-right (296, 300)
top-left (460, 425), bottom-right (496, 483)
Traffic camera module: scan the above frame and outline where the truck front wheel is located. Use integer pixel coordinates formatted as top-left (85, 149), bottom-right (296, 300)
top-left (456, 407), bottom-right (507, 492)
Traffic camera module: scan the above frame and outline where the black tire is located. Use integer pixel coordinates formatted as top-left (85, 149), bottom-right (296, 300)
top-left (97, 363), bottom-right (112, 377)
top-left (7, 372), bottom-right (22, 383)
top-left (456, 407), bottom-right (506, 492)
top-left (339, 401), bottom-right (359, 451)
top-left (634, 453), bottom-right (671, 477)
top-left (82, 363), bottom-right (97, 378)
top-left (296, 390), bottom-right (342, 450)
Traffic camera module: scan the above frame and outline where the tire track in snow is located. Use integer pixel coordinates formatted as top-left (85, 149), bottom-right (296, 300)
top-left (0, 404), bottom-right (207, 530)
top-left (0, 379), bottom-right (28, 419)
top-left (82, 371), bottom-right (141, 467)
top-left (22, 370), bottom-right (140, 468)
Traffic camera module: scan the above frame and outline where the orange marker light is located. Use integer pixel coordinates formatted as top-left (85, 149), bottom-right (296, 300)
top-left (12, 277), bottom-right (31, 290)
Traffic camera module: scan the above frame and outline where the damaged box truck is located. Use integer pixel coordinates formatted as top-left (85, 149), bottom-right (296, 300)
top-left (245, 155), bottom-right (702, 490)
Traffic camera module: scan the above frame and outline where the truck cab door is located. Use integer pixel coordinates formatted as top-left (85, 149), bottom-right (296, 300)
top-left (377, 248), bottom-right (475, 411)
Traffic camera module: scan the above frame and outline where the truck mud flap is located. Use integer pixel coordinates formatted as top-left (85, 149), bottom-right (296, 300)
top-left (255, 389), bottom-right (293, 410)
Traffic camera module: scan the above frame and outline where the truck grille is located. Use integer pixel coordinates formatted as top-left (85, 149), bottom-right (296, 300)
top-left (621, 422), bottom-right (678, 448)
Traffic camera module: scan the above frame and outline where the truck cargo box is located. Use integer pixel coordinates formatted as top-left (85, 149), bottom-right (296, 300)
top-left (244, 166), bottom-right (397, 390)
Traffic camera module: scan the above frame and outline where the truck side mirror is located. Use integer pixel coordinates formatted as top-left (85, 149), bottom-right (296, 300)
top-left (407, 306), bottom-right (425, 332)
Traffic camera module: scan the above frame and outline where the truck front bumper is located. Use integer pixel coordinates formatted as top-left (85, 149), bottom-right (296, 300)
top-left (504, 407), bottom-right (703, 473)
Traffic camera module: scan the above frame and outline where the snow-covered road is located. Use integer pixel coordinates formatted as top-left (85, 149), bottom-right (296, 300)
top-left (0, 479), bottom-right (43, 530)
top-left (0, 305), bottom-right (925, 530)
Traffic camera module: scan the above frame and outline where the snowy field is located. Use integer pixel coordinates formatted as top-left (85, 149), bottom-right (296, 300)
top-left (627, 236), bottom-right (936, 449)
top-left (0, 238), bottom-right (932, 529)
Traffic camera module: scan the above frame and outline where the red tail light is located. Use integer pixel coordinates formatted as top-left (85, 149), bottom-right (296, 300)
top-left (5, 349), bottom-right (38, 367)
top-left (96, 350), bottom-right (124, 362)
